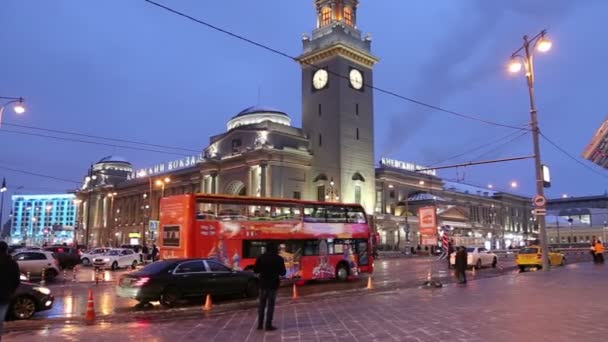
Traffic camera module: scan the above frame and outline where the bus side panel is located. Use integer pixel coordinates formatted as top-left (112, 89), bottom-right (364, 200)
top-left (191, 220), bottom-right (220, 259)
top-left (159, 195), bottom-right (194, 259)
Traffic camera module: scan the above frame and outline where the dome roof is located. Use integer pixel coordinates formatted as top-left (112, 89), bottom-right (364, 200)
top-left (97, 156), bottom-right (130, 164)
top-left (232, 106), bottom-right (288, 119)
top-left (227, 105), bottom-right (291, 131)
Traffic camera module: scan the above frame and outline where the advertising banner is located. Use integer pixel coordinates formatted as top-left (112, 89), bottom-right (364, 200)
top-left (418, 206), bottom-right (438, 241)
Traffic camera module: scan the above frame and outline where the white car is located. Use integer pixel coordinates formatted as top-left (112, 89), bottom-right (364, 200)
top-left (13, 250), bottom-right (62, 281)
top-left (450, 247), bottom-right (498, 269)
top-left (92, 248), bottom-right (140, 270)
top-left (81, 248), bottom-right (112, 266)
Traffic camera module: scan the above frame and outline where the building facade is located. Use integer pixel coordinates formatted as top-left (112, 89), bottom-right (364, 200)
top-left (546, 195), bottom-right (608, 244)
top-left (582, 118), bottom-right (608, 168)
top-left (10, 194), bottom-right (77, 245)
top-left (73, 1), bottom-right (534, 249)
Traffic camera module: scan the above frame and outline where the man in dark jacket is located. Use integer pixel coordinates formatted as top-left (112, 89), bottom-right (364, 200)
top-left (454, 246), bottom-right (468, 284)
top-left (254, 243), bottom-right (286, 331)
top-left (0, 241), bottom-right (21, 337)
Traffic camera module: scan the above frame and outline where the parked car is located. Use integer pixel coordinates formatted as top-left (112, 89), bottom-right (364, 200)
top-left (5, 281), bottom-right (54, 320)
top-left (121, 245), bottom-right (145, 263)
top-left (12, 250), bottom-right (61, 281)
top-left (450, 247), bottom-right (498, 269)
top-left (516, 245), bottom-right (565, 271)
top-left (116, 258), bottom-right (259, 307)
top-left (93, 248), bottom-right (140, 270)
top-left (43, 246), bottom-right (81, 269)
top-left (81, 248), bottom-right (112, 266)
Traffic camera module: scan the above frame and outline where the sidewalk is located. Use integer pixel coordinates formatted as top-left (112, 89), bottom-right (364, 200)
top-left (5, 262), bottom-right (608, 342)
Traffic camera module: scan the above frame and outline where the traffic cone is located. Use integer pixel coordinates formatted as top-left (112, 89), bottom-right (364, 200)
top-left (203, 294), bottom-right (213, 311)
top-left (292, 283), bottom-right (299, 300)
top-left (366, 275), bottom-right (374, 290)
top-left (85, 289), bottom-right (96, 324)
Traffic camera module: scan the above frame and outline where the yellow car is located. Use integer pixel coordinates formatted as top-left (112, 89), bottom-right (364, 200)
top-left (516, 245), bottom-right (566, 271)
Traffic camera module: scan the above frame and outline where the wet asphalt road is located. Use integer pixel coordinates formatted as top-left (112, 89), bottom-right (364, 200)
top-left (13, 251), bottom-right (593, 325)
top-left (28, 256), bottom-right (516, 321)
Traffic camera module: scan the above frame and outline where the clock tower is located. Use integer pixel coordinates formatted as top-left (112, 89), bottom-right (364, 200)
top-left (299, 0), bottom-right (378, 213)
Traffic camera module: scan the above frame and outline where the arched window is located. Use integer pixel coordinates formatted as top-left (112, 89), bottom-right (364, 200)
top-left (343, 6), bottom-right (353, 26)
top-left (321, 6), bottom-right (332, 26)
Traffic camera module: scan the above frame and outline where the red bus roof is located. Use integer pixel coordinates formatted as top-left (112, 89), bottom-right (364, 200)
top-left (190, 193), bottom-right (365, 209)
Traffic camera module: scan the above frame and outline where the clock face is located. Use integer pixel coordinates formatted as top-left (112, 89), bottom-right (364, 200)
top-left (349, 68), bottom-right (363, 90)
top-left (313, 69), bottom-right (329, 90)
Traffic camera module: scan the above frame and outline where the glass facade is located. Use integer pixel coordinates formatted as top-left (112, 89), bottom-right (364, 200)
top-left (10, 194), bottom-right (77, 246)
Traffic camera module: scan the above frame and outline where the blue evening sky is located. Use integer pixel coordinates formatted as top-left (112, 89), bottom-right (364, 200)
top-left (1, 0), bottom-right (607, 209)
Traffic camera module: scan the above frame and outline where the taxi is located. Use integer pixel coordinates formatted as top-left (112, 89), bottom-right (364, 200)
top-left (516, 245), bottom-right (565, 271)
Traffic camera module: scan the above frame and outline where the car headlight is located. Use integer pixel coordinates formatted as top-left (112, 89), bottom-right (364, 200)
top-left (33, 286), bottom-right (51, 295)
top-left (20, 274), bottom-right (28, 281)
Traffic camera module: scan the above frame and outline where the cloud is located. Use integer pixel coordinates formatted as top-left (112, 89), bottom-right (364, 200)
top-left (381, 0), bottom-right (598, 157)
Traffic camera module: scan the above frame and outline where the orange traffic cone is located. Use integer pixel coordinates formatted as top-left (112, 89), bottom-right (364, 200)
top-left (85, 289), bottom-right (96, 324)
top-left (203, 294), bottom-right (213, 311)
top-left (366, 276), bottom-right (374, 290)
top-left (292, 283), bottom-right (299, 300)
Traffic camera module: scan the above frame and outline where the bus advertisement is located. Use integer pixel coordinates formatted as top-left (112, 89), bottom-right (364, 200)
top-left (158, 194), bottom-right (374, 281)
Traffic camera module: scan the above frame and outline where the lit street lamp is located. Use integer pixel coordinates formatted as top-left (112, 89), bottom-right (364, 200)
top-left (508, 29), bottom-right (552, 271)
top-left (0, 96), bottom-right (26, 128)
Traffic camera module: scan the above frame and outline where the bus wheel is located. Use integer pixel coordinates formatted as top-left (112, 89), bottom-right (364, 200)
top-left (336, 264), bottom-right (349, 282)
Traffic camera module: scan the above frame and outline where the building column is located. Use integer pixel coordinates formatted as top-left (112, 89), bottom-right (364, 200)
top-left (248, 167), bottom-right (254, 196)
top-left (211, 172), bottom-right (218, 194)
top-left (260, 163), bottom-right (267, 197)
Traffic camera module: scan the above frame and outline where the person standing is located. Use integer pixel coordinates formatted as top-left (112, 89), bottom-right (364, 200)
top-left (254, 243), bottom-right (286, 331)
top-left (590, 239), bottom-right (598, 264)
top-left (1, 241), bottom-right (21, 339)
top-left (595, 239), bottom-right (605, 264)
top-left (455, 246), bottom-right (468, 284)
top-left (151, 244), bottom-right (159, 262)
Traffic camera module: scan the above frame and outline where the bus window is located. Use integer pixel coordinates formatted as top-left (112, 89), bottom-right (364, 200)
top-left (346, 207), bottom-right (367, 224)
top-left (218, 203), bottom-right (248, 221)
top-left (304, 206), bottom-right (327, 223)
top-left (196, 202), bottom-right (217, 220)
top-left (303, 240), bottom-right (320, 255)
top-left (326, 206), bottom-right (347, 223)
top-left (243, 241), bottom-right (267, 259)
top-left (357, 240), bottom-right (369, 265)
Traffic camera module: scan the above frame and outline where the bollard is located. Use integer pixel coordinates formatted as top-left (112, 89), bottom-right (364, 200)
top-left (40, 268), bottom-right (46, 286)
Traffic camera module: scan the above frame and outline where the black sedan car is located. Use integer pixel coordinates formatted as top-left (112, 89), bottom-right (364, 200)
top-left (6, 279), bottom-right (54, 320)
top-left (116, 258), bottom-right (259, 307)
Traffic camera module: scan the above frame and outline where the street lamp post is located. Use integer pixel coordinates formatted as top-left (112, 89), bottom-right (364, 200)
top-left (508, 30), bottom-right (552, 271)
top-left (0, 96), bottom-right (26, 128)
top-left (106, 192), bottom-right (117, 247)
top-left (325, 178), bottom-right (339, 202)
top-left (0, 178), bottom-right (6, 237)
top-left (84, 165), bottom-right (97, 248)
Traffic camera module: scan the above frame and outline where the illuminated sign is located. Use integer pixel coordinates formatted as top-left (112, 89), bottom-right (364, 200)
top-left (127, 154), bottom-right (204, 180)
top-left (380, 158), bottom-right (437, 176)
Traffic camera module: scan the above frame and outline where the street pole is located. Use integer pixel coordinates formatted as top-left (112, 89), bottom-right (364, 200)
top-left (509, 31), bottom-right (552, 271)
top-left (0, 178), bottom-right (6, 238)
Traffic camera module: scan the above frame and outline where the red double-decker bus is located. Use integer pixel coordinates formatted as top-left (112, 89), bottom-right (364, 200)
top-left (157, 194), bottom-right (374, 281)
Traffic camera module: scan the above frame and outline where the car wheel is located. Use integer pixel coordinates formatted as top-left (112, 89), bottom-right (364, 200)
top-left (476, 259), bottom-right (482, 269)
top-left (245, 280), bottom-right (259, 298)
top-left (518, 266), bottom-right (526, 272)
top-left (336, 264), bottom-right (349, 282)
top-left (160, 287), bottom-right (181, 308)
top-left (111, 262), bottom-right (118, 271)
top-left (491, 257), bottom-right (497, 268)
top-left (131, 260), bottom-right (138, 270)
top-left (82, 258), bottom-right (90, 266)
top-left (45, 269), bottom-right (58, 282)
top-left (11, 296), bottom-right (37, 320)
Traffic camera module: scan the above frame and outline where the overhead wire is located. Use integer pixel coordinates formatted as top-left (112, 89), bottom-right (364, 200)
top-left (143, 0), bottom-right (529, 131)
top-left (1, 122), bottom-right (200, 153)
top-left (540, 133), bottom-right (608, 180)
